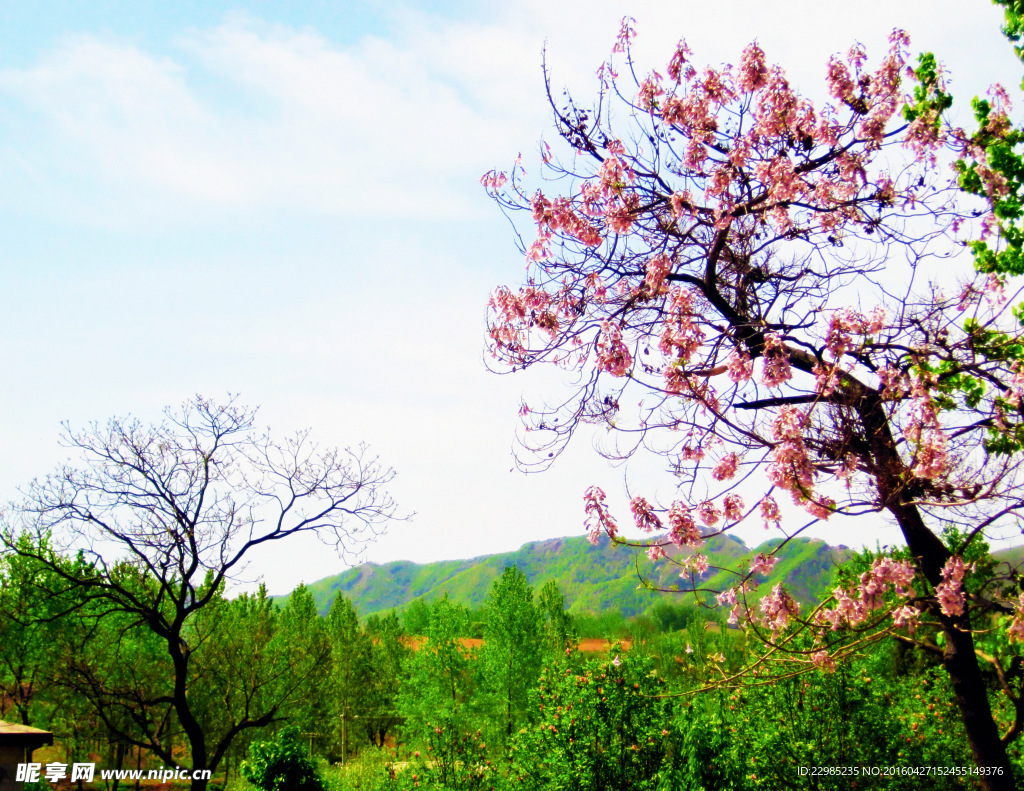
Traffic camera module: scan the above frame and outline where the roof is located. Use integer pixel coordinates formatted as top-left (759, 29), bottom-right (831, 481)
top-left (0, 722), bottom-right (54, 748)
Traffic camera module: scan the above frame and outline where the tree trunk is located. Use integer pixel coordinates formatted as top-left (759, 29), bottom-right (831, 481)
top-left (860, 394), bottom-right (1016, 790)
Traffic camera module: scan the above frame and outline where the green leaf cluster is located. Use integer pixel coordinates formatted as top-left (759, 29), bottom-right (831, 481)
top-left (241, 726), bottom-right (326, 791)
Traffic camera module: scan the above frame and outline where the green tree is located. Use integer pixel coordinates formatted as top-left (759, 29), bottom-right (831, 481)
top-left (359, 611), bottom-right (408, 750)
top-left (273, 585), bottom-right (333, 751)
top-left (398, 596), bottom-right (480, 788)
top-left (0, 537), bottom-right (79, 726)
top-left (480, 567), bottom-right (543, 749)
top-left (326, 592), bottom-right (370, 760)
top-left (402, 598), bottom-right (431, 636)
top-left (537, 580), bottom-right (574, 653)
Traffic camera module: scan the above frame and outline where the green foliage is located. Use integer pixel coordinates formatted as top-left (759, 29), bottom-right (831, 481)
top-left (398, 596), bottom-right (483, 788)
top-left (241, 726), bottom-right (326, 791)
top-left (902, 52), bottom-right (952, 129)
top-left (356, 610), bottom-right (408, 751)
top-left (277, 585), bottom-right (334, 748)
top-left (0, 535), bottom-right (82, 727)
top-left (402, 598), bottom-right (431, 635)
top-left (537, 580), bottom-right (575, 651)
top-left (480, 568), bottom-right (543, 750)
top-left (508, 653), bottom-right (679, 791)
top-left (680, 643), bottom-right (982, 790)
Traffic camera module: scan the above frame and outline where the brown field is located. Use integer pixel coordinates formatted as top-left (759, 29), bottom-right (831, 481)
top-left (403, 637), bottom-right (630, 653)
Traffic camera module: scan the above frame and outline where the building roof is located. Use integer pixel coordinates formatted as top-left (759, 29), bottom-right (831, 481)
top-left (0, 722), bottom-right (54, 747)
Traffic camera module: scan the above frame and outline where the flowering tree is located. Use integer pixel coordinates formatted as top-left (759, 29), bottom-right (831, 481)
top-left (483, 19), bottom-right (1024, 786)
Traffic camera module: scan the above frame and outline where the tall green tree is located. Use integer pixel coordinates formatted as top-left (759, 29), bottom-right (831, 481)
top-left (325, 592), bottom-right (370, 759)
top-left (537, 580), bottom-right (574, 653)
top-left (398, 596), bottom-right (479, 788)
top-left (480, 567), bottom-right (542, 748)
top-left (276, 585), bottom-right (333, 745)
top-left (359, 611), bottom-right (407, 750)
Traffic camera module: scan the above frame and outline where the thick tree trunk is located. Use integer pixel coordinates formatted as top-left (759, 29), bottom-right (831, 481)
top-left (168, 637), bottom-right (209, 791)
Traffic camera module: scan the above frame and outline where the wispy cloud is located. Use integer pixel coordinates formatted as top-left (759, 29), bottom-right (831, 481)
top-left (0, 16), bottom-right (547, 228)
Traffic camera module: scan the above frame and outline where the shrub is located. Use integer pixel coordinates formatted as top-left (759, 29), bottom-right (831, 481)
top-left (241, 726), bottom-right (326, 791)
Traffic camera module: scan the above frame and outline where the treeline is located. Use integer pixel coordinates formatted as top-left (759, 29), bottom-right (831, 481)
top-left (3, 547), bottom-right (1020, 790)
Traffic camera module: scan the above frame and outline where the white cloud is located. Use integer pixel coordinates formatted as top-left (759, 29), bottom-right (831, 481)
top-left (0, 17), bottom-right (547, 228)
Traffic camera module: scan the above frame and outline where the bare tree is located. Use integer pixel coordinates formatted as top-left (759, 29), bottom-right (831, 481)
top-left (2, 395), bottom-right (399, 791)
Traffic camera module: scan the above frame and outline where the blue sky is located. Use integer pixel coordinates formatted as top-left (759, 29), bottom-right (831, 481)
top-left (0, 0), bottom-right (1016, 594)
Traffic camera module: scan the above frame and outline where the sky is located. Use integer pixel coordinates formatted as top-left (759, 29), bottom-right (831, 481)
top-left (0, 0), bottom-right (1017, 595)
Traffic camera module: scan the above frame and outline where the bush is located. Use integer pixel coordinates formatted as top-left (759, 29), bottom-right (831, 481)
top-left (508, 652), bottom-right (680, 791)
top-left (241, 726), bottom-right (326, 791)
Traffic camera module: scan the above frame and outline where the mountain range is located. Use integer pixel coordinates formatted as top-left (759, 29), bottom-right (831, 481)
top-left (277, 531), bottom-right (855, 618)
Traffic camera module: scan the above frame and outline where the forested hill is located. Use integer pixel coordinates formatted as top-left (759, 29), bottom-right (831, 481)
top-left (277, 532), bottom-right (853, 618)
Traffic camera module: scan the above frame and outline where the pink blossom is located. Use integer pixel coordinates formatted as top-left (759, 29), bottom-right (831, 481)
top-left (647, 544), bottom-right (667, 562)
top-left (612, 16), bottom-right (637, 54)
top-left (912, 428), bottom-right (948, 481)
top-left (680, 443), bottom-right (705, 462)
top-left (480, 170), bottom-right (508, 191)
top-left (749, 553), bottom-right (777, 576)
top-left (892, 605), bottom-right (920, 633)
top-left (760, 583), bottom-right (800, 634)
top-left (759, 333), bottom-right (792, 387)
top-left (697, 500), bottom-right (721, 526)
top-left (642, 254), bottom-right (672, 297)
top-left (667, 501), bottom-right (703, 547)
top-left (805, 495), bottom-right (835, 520)
top-left (638, 73), bottom-right (664, 110)
top-left (666, 39), bottom-right (695, 83)
top-left (669, 191), bottom-right (691, 219)
top-left (532, 192), bottom-right (602, 247)
top-left (825, 55), bottom-right (857, 105)
top-left (662, 365), bottom-right (688, 394)
top-left (598, 156), bottom-right (633, 199)
top-left (712, 453), bottom-right (739, 481)
top-left (630, 496), bottom-right (662, 533)
top-left (813, 362), bottom-right (841, 397)
top-left (935, 556), bottom-right (971, 617)
top-left (659, 288), bottom-right (705, 363)
top-left (1008, 593), bottom-right (1024, 644)
top-left (727, 348), bottom-right (753, 382)
top-left (596, 321), bottom-right (633, 377)
top-left (772, 405), bottom-right (806, 441)
top-left (1003, 362), bottom-right (1024, 409)
top-left (583, 486), bottom-right (617, 544)
top-left (878, 365), bottom-right (908, 399)
top-left (984, 273), bottom-right (1006, 305)
top-left (811, 650), bottom-right (836, 672)
top-left (759, 496), bottom-right (781, 528)
top-left (871, 557), bottom-right (916, 596)
top-left (737, 42), bottom-right (769, 93)
top-left (722, 494), bottom-right (745, 521)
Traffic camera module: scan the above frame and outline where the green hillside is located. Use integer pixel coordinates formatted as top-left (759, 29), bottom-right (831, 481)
top-left (277, 532), bottom-right (852, 618)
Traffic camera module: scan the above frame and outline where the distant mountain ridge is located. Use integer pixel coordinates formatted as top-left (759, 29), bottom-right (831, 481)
top-left (277, 532), bottom-right (853, 618)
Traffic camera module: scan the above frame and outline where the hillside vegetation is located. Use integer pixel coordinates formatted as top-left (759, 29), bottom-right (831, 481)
top-left (277, 533), bottom-right (852, 617)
